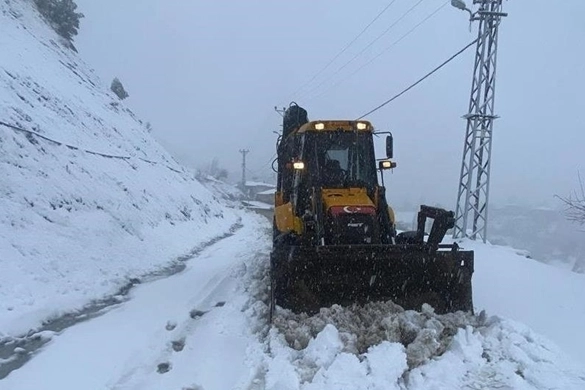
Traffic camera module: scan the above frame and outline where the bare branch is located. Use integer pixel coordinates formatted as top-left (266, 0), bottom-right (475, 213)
top-left (556, 171), bottom-right (585, 225)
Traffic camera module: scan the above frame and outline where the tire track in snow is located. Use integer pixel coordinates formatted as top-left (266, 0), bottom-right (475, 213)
top-left (111, 269), bottom-right (237, 389)
top-left (1, 214), bottom-right (271, 389)
top-left (0, 219), bottom-right (243, 380)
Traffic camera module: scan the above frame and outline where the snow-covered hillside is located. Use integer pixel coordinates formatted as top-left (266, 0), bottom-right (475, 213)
top-left (0, 0), bottom-right (239, 338)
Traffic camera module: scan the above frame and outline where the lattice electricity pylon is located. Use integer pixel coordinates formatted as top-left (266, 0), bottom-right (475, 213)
top-left (453, 0), bottom-right (507, 242)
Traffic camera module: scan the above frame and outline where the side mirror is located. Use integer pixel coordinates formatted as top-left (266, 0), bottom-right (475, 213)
top-left (386, 134), bottom-right (393, 159)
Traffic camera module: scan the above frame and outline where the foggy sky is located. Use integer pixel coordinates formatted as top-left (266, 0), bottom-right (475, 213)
top-left (74, 0), bottom-right (584, 209)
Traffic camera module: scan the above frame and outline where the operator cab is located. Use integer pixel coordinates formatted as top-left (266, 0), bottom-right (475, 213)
top-left (282, 121), bottom-right (390, 245)
top-left (300, 130), bottom-right (378, 191)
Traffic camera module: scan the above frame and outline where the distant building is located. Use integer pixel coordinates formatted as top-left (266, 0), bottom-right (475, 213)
top-left (241, 181), bottom-right (275, 200)
top-left (255, 188), bottom-right (275, 205)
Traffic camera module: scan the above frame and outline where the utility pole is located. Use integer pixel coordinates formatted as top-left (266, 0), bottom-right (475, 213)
top-left (239, 149), bottom-right (249, 189)
top-left (452, 0), bottom-right (507, 242)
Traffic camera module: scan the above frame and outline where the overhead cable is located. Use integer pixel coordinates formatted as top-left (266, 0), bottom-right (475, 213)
top-left (300, 0), bottom-right (428, 100)
top-left (283, 0), bottom-right (400, 103)
top-left (309, 1), bottom-right (450, 101)
top-left (357, 37), bottom-right (479, 119)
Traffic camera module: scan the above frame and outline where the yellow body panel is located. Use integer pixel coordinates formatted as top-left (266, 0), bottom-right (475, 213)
top-left (321, 188), bottom-right (375, 210)
top-left (274, 202), bottom-right (303, 234)
top-left (297, 120), bottom-right (373, 133)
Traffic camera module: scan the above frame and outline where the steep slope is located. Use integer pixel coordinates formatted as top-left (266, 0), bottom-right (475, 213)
top-left (0, 0), bottom-right (239, 337)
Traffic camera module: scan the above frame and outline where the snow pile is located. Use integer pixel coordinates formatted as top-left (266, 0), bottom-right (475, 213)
top-left (273, 302), bottom-right (481, 368)
top-left (238, 238), bottom-right (585, 390)
top-left (0, 0), bottom-right (238, 337)
top-left (265, 303), bottom-right (585, 389)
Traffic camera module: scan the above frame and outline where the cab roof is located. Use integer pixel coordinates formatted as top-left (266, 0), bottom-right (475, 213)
top-left (296, 120), bottom-right (374, 134)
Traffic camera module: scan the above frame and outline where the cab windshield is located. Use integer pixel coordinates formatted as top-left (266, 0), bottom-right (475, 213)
top-left (303, 131), bottom-right (377, 189)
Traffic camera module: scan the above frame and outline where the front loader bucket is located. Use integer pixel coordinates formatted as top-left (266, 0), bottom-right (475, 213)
top-left (270, 244), bottom-right (473, 317)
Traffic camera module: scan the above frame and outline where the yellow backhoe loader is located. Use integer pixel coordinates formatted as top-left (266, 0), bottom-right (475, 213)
top-left (270, 103), bottom-right (473, 320)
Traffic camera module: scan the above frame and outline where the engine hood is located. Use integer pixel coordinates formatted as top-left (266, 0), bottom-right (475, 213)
top-left (321, 188), bottom-right (375, 215)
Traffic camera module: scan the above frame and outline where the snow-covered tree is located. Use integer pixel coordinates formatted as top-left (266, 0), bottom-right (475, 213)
top-left (34, 0), bottom-right (84, 42)
top-left (111, 77), bottom-right (129, 100)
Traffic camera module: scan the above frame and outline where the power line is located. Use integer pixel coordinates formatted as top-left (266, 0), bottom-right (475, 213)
top-left (0, 120), bottom-right (187, 173)
top-left (299, 0), bottom-right (428, 101)
top-left (0, 120), bottom-right (130, 159)
top-left (246, 152), bottom-right (277, 177)
top-left (282, 0), bottom-right (400, 104)
top-left (357, 37), bottom-right (479, 119)
top-left (308, 1), bottom-right (449, 101)
top-left (241, 107), bottom-right (280, 151)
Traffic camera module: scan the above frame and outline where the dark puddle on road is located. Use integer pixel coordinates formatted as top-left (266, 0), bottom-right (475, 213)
top-left (0, 221), bottom-right (242, 379)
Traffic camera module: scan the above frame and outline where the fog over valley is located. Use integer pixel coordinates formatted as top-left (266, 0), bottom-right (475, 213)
top-left (75, 0), bottom-right (584, 209)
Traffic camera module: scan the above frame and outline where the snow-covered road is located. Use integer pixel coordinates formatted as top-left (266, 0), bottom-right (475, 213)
top-left (2, 214), bottom-right (270, 390)
top-left (3, 213), bottom-right (585, 390)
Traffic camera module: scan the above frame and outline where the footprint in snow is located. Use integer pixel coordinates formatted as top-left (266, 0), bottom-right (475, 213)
top-left (189, 309), bottom-right (207, 319)
top-left (157, 362), bottom-right (172, 374)
top-left (165, 321), bottom-right (177, 331)
top-left (172, 338), bottom-right (185, 352)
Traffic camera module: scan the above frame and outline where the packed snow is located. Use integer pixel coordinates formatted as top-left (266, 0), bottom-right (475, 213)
top-left (4, 212), bottom-right (585, 389)
top-left (2, 214), bottom-right (269, 390)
